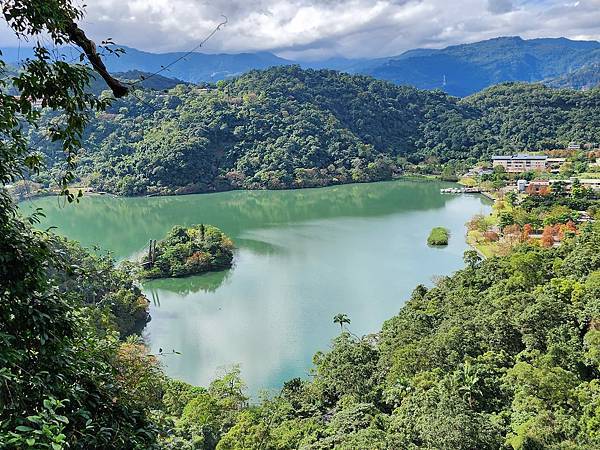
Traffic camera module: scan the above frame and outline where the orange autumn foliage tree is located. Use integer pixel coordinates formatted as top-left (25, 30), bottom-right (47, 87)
top-left (504, 224), bottom-right (522, 244)
top-left (115, 340), bottom-right (165, 409)
top-left (522, 223), bottom-right (533, 241)
top-left (541, 224), bottom-right (560, 247)
top-left (559, 220), bottom-right (578, 240)
top-left (483, 230), bottom-right (500, 242)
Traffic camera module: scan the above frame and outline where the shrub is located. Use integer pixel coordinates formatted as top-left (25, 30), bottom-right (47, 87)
top-left (427, 227), bottom-right (450, 246)
top-left (139, 224), bottom-right (234, 279)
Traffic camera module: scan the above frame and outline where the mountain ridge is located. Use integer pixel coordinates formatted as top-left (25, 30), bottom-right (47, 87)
top-left (3, 36), bottom-right (600, 95)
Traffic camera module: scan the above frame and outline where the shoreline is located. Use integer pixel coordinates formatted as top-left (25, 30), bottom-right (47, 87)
top-left (16, 174), bottom-right (453, 204)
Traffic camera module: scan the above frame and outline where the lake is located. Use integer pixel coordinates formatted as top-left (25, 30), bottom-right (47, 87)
top-left (22, 180), bottom-right (491, 395)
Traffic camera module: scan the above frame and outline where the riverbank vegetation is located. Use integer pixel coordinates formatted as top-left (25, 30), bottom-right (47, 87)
top-left (213, 223), bottom-right (600, 449)
top-left (69, 221), bottom-right (600, 449)
top-left (139, 225), bottom-right (234, 279)
top-left (427, 226), bottom-right (449, 245)
top-left (8, 205), bottom-right (600, 449)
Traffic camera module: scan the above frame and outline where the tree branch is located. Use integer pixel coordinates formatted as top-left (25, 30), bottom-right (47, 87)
top-left (64, 21), bottom-right (129, 98)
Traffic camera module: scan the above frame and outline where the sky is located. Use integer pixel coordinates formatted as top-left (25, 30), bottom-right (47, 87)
top-left (1, 0), bottom-right (600, 59)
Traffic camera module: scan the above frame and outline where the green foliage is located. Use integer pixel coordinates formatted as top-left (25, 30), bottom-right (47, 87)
top-left (162, 380), bottom-right (207, 417)
top-left (51, 238), bottom-right (150, 337)
top-left (178, 223), bottom-right (600, 449)
top-left (0, 218), bottom-right (159, 449)
top-left (140, 224), bottom-right (234, 279)
top-left (332, 313), bottom-right (351, 330)
top-left (5, 5), bottom-right (600, 449)
top-left (158, 367), bottom-right (248, 450)
top-left (30, 67), bottom-right (600, 196)
top-left (312, 333), bottom-right (380, 406)
top-left (0, 2), bottom-right (160, 448)
top-left (463, 249), bottom-right (482, 269)
top-left (1, 2), bottom-right (111, 207)
top-left (427, 226), bottom-right (450, 245)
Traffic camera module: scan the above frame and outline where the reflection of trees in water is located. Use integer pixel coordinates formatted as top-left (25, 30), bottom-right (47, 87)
top-left (234, 238), bottom-right (285, 256)
top-left (143, 268), bottom-right (233, 299)
top-left (25, 180), bottom-right (466, 258)
top-left (157, 181), bottom-right (445, 225)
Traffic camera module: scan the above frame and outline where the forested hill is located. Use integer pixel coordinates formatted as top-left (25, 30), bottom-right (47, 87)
top-left (35, 66), bottom-right (600, 196)
top-left (546, 62), bottom-right (600, 91)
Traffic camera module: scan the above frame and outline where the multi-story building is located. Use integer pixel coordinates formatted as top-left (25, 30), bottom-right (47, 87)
top-left (492, 154), bottom-right (548, 173)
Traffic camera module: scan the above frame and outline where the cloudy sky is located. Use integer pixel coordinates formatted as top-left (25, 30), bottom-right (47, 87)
top-left (2, 0), bottom-right (600, 59)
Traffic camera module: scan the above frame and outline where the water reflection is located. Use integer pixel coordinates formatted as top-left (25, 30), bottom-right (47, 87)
top-left (145, 268), bottom-right (233, 297)
top-left (233, 238), bottom-right (286, 256)
top-left (22, 180), bottom-right (461, 260)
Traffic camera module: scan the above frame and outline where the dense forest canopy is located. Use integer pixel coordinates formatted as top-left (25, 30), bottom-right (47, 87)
top-left (30, 66), bottom-right (600, 196)
top-left (196, 224), bottom-right (600, 449)
top-left (4, 2), bottom-right (600, 449)
top-left (0, 1), bottom-right (160, 448)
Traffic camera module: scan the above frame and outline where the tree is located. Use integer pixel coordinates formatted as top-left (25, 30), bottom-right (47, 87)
top-left (333, 313), bottom-right (351, 330)
top-left (541, 225), bottom-right (557, 247)
top-left (0, 0), bottom-right (127, 205)
top-left (0, 2), bottom-right (159, 448)
top-left (463, 250), bottom-right (482, 269)
top-left (483, 230), bottom-right (500, 242)
top-left (522, 223), bottom-right (533, 241)
top-left (499, 211), bottom-right (515, 229)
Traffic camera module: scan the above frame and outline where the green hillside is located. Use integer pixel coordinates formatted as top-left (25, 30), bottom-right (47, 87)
top-left (32, 67), bottom-right (600, 196)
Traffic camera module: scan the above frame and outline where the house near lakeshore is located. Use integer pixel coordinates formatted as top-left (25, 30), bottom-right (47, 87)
top-left (492, 154), bottom-right (548, 173)
top-left (463, 166), bottom-right (493, 177)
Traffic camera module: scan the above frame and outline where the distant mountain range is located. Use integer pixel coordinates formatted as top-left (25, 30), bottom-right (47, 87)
top-left (545, 62), bottom-right (600, 91)
top-left (3, 36), bottom-right (600, 96)
top-left (362, 37), bottom-right (600, 96)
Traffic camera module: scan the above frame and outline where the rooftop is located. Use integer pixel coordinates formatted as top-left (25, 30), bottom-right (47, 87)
top-left (492, 154), bottom-right (548, 160)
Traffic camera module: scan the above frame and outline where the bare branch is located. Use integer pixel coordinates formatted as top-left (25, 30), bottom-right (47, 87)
top-left (64, 21), bottom-right (129, 98)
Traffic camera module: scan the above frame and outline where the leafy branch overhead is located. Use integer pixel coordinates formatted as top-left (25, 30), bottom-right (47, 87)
top-left (0, 0), bottom-right (132, 204)
top-left (2, 0), bottom-right (128, 97)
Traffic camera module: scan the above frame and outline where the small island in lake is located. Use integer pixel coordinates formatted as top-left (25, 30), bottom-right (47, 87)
top-left (139, 224), bottom-right (234, 279)
top-left (427, 227), bottom-right (450, 246)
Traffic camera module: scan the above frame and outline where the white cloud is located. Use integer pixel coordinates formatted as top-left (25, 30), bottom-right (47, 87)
top-left (1, 0), bottom-right (599, 58)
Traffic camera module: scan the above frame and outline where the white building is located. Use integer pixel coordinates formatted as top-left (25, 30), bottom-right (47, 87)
top-left (492, 154), bottom-right (548, 173)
